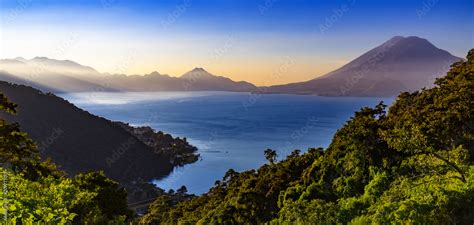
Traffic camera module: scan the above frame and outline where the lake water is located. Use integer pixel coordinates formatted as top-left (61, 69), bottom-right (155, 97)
top-left (60, 92), bottom-right (393, 194)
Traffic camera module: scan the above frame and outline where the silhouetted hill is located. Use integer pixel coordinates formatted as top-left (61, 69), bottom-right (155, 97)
top-left (266, 36), bottom-right (462, 96)
top-left (0, 81), bottom-right (194, 184)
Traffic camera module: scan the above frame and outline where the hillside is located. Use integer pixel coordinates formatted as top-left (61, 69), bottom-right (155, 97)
top-left (141, 50), bottom-right (474, 224)
top-left (0, 81), bottom-right (197, 184)
top-left (266, 36), bottom-right (462, 96)
top-left (115, 121), bottom-right (199, 166)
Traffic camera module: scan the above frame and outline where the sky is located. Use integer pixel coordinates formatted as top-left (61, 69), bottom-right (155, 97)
top-left (0, 0), bottom-right (472, 85)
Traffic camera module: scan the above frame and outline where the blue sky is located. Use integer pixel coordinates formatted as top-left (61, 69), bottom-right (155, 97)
top-left (0, 0), bottom-right (472, 85)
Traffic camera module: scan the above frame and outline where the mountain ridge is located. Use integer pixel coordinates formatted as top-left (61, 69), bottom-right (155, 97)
top-left (0, 57), bottom-right (258, 92)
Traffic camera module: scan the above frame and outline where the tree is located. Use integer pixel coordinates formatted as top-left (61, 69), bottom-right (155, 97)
top-left (264, 149), bottom-right (278, 164)
top-left (177, 185), bottom-right (188, 194)
top-left (382, 49), bottom-right (473, 182)
top-left (223, 169), bottom-right (238, 181)
top-left (288, 149), bottom-right (301, 159)
top-left (0, 93), bottom-right (37, 169)
top-left (72, 171), bottom-right (132, 223)
top-left (0, 168), bottom-right (94, 224)
top-left (0, 93), bottom-right (60, 180)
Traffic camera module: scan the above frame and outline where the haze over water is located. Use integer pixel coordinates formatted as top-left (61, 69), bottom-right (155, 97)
top-left (61, 91), bottom-right (393, 194)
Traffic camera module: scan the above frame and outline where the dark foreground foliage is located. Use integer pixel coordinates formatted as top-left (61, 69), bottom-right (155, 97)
top-left (0, 92), bottom-right (132, 223)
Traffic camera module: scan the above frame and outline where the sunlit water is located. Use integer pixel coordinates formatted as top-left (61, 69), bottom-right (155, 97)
top-left (60, 91), bottom-right (393, 194)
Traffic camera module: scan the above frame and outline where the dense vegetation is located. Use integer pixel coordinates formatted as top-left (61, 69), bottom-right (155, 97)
top-left (0, 92), bottom-right (132, 223)
top-left (141, 49), bottom-right (474, 224)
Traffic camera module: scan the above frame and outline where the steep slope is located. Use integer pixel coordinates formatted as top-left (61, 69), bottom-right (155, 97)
top-left (0, 81), bottom-right (174, 183)
top-left (266, 36), bottom-right (462, 96)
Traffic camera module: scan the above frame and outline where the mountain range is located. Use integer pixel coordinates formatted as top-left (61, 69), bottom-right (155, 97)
top-left (0, 57), bottom-right (115, 93)
top-left (0, 36), bottom-right (463, 96)
top-left (0, 58), bottom-right (257, 93)
top-left (98, 68), bottom-right (257, 92)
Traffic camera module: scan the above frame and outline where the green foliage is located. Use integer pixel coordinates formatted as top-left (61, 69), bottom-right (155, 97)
top-left (141, 149), bottom-right (320, 224)
top-left (357, 167), bottom-right (474, 224)
top-left (72, 171), bottom-right (132, 224)
top-left (0, 93), bottom-right (16, 113)
top-left (264, 149), bottom-right (278, 164)
top-left (0, 93), bottom-right (131, 224)
top-left (0, 168), bottom-right (94, 224)
top-left (141, 49), bottom-right (474, 224)
top-left (382, 49), bottom-right (473, 181)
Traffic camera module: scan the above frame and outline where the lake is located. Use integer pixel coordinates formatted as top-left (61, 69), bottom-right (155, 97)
top-left (60, 92), bottom-right (393, 194)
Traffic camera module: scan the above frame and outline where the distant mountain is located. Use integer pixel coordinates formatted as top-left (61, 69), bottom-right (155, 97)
top-left (0, 57), bottom-right (114, 93)
top-left (265, 36), bottom-right (463, 96)
top-left (24, 57), bottom-right (100, 75)
top-left (180, 68), bottom-right (257, 91)
top-left (0, 57), bottom-right (101, 78)
top-left (99, 72), bottom-right (183, 91)
top-left (0, 57), bottom-right (257, 93)
top-left (0, 81), bottom-right (197, 184)
top-left (99, 68), bottom-right (257, 92)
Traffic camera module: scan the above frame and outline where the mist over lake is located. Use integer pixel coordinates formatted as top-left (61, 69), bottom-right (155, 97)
top-left (60, 92), bottom-right (393, 194)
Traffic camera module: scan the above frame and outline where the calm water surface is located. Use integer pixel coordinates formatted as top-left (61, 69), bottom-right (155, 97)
top-left (60, 92), bottom-right (393, 194)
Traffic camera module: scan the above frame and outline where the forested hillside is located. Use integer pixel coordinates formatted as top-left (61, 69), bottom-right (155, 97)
top-left (141, 50), bottom-right (474, 224)
top-left (0, 91), bottom-right (133, 223)
top-left (0, 82), bottom-right (198, 184)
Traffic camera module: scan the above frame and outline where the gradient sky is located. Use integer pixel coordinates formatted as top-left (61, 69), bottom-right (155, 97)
top-left (0, 0), bottom-right (472, 85)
